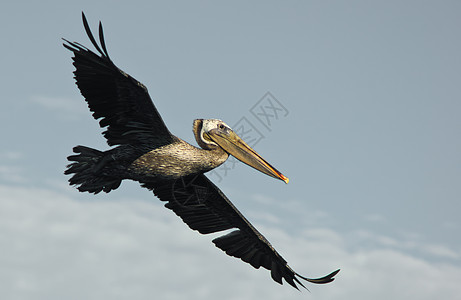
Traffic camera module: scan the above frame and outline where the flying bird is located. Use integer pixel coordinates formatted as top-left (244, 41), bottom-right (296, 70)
top-left (64, 12), bottom-right (339, 290)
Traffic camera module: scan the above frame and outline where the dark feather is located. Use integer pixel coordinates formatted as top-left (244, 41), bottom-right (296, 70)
top-left (63, 12), bottom-right (174, 152)
top-left (142, 173), bottom-right (340, 289)
top-left (82, 12), bottom-right (104, 57)
top-left (98, 21), bottom-right (110, 59)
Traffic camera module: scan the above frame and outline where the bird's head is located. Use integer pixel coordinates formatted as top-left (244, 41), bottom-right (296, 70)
top-left (193, 119), bottom-right (288, 183)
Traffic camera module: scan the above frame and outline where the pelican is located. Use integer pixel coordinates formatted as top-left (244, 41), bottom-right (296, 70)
top-left (64, 12), bottom-right (339, 289)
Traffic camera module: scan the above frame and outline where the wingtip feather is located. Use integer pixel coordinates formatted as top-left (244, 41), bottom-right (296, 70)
top-left (81, 11), bottom-right (105, 57)
top-left (98, 21), bottom-right (111, 59)
top-left (296, 268), bottom-right (340, 285)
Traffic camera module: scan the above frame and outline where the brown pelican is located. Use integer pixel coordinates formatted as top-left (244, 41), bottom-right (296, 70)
top-left (64, 12), bottom-right (339, 290)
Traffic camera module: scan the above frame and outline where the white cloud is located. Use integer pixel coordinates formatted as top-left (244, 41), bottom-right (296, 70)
top-left (1, 185), bottom-right (461, 300)
top-left (363, 213), bottom-right (387, 223)
top-left (0, 152), bottom-right (27, 183)
top-left (30, 96), bottom-right (87, 120)
top-left (0, 151), bottom-right (24, 161)
top-left (422, 244), bottom-right (460, 260)
top-left (0, 165), bottom-right (27, 183)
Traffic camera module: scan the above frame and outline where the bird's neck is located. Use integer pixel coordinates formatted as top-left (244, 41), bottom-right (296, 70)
top-left (197, 146), bottom-right (229, 171)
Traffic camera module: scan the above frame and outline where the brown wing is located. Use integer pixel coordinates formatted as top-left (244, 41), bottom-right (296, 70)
top-left (142, 174), bottom-right (339, 289)
top-left (63, 12), bottom-right (175, 151)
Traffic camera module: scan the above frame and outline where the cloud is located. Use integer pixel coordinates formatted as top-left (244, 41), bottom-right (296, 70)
top-left (1, 185), bottom-right (461, 300)
top-left (0, 151), bottom-right (27, 183)
top-left (0, 151), bottom-right (24, 161)
top-left (422, 244), bottom-right (460, 260)
top-left (30, 96), bottom-right (87, 120)
top-left (0, 165), bottom-right (27, 183)
top-left (363, 213), bottom-right (387, 223)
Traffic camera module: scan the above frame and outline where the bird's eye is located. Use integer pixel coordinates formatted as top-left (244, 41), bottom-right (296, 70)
top-left (218, 124), bottom-right (225, 129)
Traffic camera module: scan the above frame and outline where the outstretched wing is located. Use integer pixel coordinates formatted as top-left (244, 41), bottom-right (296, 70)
top-left (63, 12), bottom-right (175, 149)
top-left (142, 174), bottom-right (339, 289)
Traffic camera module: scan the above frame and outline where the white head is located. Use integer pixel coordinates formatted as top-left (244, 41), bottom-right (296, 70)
top-left (193, 119), bottom-right (232, 149)
top-left (192, 118), bottom-right (288, 183)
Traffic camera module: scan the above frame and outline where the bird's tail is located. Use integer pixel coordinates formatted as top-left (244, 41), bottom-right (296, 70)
top-left (65, 146), bottom-right (122, 194)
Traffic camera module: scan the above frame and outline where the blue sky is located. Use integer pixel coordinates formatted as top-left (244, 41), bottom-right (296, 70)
top-left (1, 1), bottom-right (460, 299)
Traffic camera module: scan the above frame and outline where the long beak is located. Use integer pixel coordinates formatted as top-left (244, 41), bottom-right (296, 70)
top-left (206, 129), bottom-right (289, 183)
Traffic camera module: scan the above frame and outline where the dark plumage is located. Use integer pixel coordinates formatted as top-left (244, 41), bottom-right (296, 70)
top-left (64, 12), bottom-right (339, 289)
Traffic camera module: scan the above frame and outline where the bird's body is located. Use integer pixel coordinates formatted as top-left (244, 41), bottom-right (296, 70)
top-left (129, 139), bottom-right (229, 180)
top-left (64, 12), bottom-right (339, 289)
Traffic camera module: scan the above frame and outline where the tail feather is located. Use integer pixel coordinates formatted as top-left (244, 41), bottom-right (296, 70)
top-left (65, 146), bottom-right (122, 194)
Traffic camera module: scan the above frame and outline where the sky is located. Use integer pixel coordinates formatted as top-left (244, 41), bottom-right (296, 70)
top-left (1, 1), bottom-right (460, 299)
